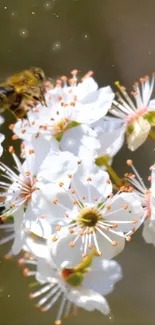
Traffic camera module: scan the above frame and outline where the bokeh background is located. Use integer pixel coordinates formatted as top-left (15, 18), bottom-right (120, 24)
top-left (0, 0), bottom-right (155, 324)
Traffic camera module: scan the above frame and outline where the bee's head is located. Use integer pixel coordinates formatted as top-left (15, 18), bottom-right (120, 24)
top-left (31, 67), bottom-right (46, 81)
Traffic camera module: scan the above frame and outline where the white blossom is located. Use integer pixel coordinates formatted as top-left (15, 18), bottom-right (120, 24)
top-left (110, 75), bottom-right (155, 151)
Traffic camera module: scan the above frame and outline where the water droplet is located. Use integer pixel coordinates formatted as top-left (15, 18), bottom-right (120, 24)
top-left (4, 6), bottom-right (7, 10)
top-left (109, 313), bottom-right (114, 322)
top-left (53, 12), bottom-right (59, 17)
top-left (19, 28), bottom-right (28, 38)
top-left (32, 11), bottom-right (35, 15)
top-left (44, 1), bottom-right (52, 10)
top-left (8, 294), bottom-right (11, 298)
top-left (149, 51), bottom-right (152, 55)
top-left (82, 33), bottom-right (90, 41)
top-left (51, 41), bottom-right (61, 51)
top-left (11, 11), bottom-right (17, 18)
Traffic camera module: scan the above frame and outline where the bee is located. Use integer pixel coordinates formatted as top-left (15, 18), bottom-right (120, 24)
top-left (0, 67), bottom-right (47, 119)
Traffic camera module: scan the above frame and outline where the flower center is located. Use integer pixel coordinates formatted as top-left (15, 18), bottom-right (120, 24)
top-left (20, 177), bottom-right (37, 202)
top-left (52, 118), bottom-right (70, 136)
top-left (126, 107), bottom-right (148, 125)
top-left (78, 207), bottom-right (102, 228)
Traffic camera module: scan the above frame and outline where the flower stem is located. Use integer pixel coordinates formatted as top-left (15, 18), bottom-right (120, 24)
top-left (149, 129), bottom-right (155, 140)
top-left (95, 156), bottom-right (123, 187)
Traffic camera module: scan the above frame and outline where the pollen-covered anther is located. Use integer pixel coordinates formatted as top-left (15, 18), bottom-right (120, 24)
top-left (79, 230), bottom-right (84, 236)
top-left (0, 216), bottom-right (7, 222)
top-left (148, 176), bottom-right (152, 181)
top-left (69, 241), bottom-right (75, 247)
top-left (29, 149), bottom-right (35, 154)
top-left (120, 186), bottom-right (127, 192)
top-left (70, 101), bottom-right (76, 107)
top-left (10, 202), bottom-right (16, 208)
top-left (82, 70), bottom-right (94, 81)
top-left (106, 205), bottom-right (111, 211)
top-left (88, 244), bottom-right (93, 249)
top-left (128, 186), bottom-right (134, 192)
top-left (8, 146), bottom-right (15, 153)
top-left (29, 293), bottom-right (34, 300)
top-left (31, 121), bottom-right (35, 126)
top-left (122, 204), bottom-right (128, 209)
top-left (40, 308), bottom-right (47, 313)
top-left (145, 189), bottom-right (151, 195)
top-left (57, 95), bottom-right (63, 101)
top-left (71, 189), bottom-right (76, 194)
top-left (53, 199), bottom-right (58, 205)
top-left (106, 179), bottom-right (111, 184)
top-left (21, 129), bottom-right (26, 134)
top-left (82, 253), bottom-right (88, 258)
top-left (40, 214), bottom-right (46, 219)
top-left (87, 177), bottom-right (92, 181)
top-left (55, 320), bottom-right (62, 325)
top-left (25, 194), bottom-right (32, 201)
top-left (112, 224), bottom-right (118, 228)
top-left (124, 173), bottom-right (135, 179)
top-left (52, 236), bottom-right (58, 242)
top-left (82, 196), bottom-right (86, 200)
top-left (25, 171), bottom-right (31, 176)
top-left (73, 200), bottom-right (78, 204)
top-left (9, 123), bottom-right (15, 130)
top-left (95, 251), bottom-right (102, 256)
top-left (112, 241), bottom-right (118, 246)
top-left (23, 268), bottom-right (29, 277)
top-left (71, 69), bottom-right (79, 75)
top-left (56, 225), bottom-right (61, 231)
top-left (105, 226), bottom-right (110, 231)
top-left (126, 159), bottom-right (133, 166)
top-left (59, 182), bottom-right (64, 187)
top-left (132, 219), bottom-right (137, 224)
top-left (126, 236), bottom-right (132, 242)
top-left (68, 174), bottom-right (72, 179)
top-left (12, 134), bottom-right (18, 140)
top-left (18, 258), bottom-right (24, 266)
top-left (33, 108), bottom-right (39, 113)
top-left (24, 252), bottom-right (32, 259)
top-left (69, 228), bottom-right (74, 234)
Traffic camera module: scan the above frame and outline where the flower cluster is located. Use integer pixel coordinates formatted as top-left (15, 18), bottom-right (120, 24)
top-left (0, 70), bottom-right (155, 324)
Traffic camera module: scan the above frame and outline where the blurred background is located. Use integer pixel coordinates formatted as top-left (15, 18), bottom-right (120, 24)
top-left (0, 0), bottom-right (155, 324)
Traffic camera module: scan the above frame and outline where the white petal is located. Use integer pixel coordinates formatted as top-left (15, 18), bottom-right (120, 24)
top-left (0, 133), bottom-right (5, 156)
top-left (72, 159), bottom-right (112, 199)
top-left (83, 258), bottom-right (122, 295)
top-left (38, 151), bottom-right (78, 184)
top-left (51, 232), bottom-right (125, 269)
top-left (128, 117), bottom-right (151, 151)
top-left (61, 125), bottom-right (100, 159)
top-left (105, 192), bottom-right (143, 232)
top-left (142, 219), bottom-right (155, 246)
top-left (68, 288), bottom-right (110, 315)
